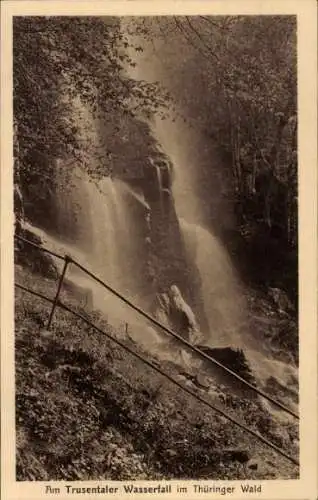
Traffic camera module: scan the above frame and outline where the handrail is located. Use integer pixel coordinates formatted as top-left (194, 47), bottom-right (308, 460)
top-left (71, 257), bottom-right (299, 420)
top-left (15, 282), bottom-right (300, 467)
top-left (15, 233), bottom-right (299, 420)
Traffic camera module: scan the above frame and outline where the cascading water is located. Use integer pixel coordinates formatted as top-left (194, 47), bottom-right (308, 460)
top-left (151, 160), bottom-right (163, 194)
top-left (152, 111), bottom-right (299, 417)
top-left (54, 168), bottom-right (134, 295)
top-left (22, 23), bottom-right (298, 420)
top-left (180, 218), bottom-right (245, 347)
top-left (123, 26), bottom-right (244, 345)
top-left (123, 27), bottom-right (298, 418)
top-left (152, 112), bottom-right (246, 347)
top-left (24, 157), bottom-right (158, 340)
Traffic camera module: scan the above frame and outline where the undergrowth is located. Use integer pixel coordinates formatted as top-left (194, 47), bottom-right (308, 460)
top-left (15, 264), bottom-right (298, 481)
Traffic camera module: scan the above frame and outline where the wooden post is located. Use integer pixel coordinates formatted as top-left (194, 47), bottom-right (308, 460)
top-left (47, 255), bottom-right (70, 330)
top-left (125, 322), bottom-right (128, 335)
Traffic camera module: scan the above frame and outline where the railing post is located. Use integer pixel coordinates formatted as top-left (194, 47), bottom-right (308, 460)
top-left (47, 255), bottom-right (71, 330)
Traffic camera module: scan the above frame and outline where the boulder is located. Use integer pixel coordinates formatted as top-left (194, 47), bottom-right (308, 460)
top-left (196, 345), bottom-right (256, 384)
top-left (155, 285), bottom-right (202, 344)
top-left (194, 373), bottom-right (210, 390)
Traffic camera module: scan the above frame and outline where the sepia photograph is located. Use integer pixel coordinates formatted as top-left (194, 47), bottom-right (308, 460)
top-left (1, 2), bottom-right (317, 497)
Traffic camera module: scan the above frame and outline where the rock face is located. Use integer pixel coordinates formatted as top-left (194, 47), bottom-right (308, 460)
top-left (154, 285), bottom-right (202, 344)
top-left (15, 228), bottom-right (58, 280)
top-left (267, 287), bottom-right (294, 315)
top-left (132, 148), bottom-right (208, 333)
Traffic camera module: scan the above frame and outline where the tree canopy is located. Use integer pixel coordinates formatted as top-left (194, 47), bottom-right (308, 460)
top-left (14, 15), bottom-right (297, 247)
top-left (13, 16), bottom-right (167, 181)
top-left (128, 15), bottom-right (297, 244)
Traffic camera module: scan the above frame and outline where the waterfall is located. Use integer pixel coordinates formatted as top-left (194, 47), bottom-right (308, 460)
top-left (24, 169), bottom-right (136, 315)
top-left (54, 169), bottom-right (133, 295)
top-left (24, 162), bottom-right (170, 349)
top-left (121, 28), bottom-right (243, 343)
top-left (151, 113), bottom-right (244, 345)
top-left (154, 164), bottom-right (163, 194)
top-left (68, 170), bottom-right (154, 313)
top-left (155, 164), bottom-right (163, 206)
top-left (19, 26), bottom-right (298, 418)
top-left (115, 27), bottom-right (299, 420)
top-left (148, 157), bottom-right (164, 206)
top-left (152, 113), bottom-right (299, 417)
top-left (180, 218), bottom-right (245, 346)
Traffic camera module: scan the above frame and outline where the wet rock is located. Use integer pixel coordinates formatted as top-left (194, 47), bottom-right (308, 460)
top-left (194, 373), bottom-right (210, 389)
top-left (268, 287), bottom-right (294, 315)
top-left (197, 345), bottom-right (255, 384)
top-left (155, 285), bottom-right (202, 344)
top-left (160, 162), bottom-right (172, 190)
top-left (179, 370), bottom-right (196, 382)
top-left (179, 370), bottom-right (212, 391)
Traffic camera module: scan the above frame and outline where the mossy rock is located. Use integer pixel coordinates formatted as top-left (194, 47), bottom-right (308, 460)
top-left (15, 228), bottom-right (58, 280)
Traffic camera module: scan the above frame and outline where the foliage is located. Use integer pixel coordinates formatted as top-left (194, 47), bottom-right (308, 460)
top-left (15, 227), bottom-right (58, 279)
top-left (13, 16), bottom-right (168, 200)
top-left (14, 16), bottom-right (298, 298)
top-left (15, 264), bottom-right (299, 481)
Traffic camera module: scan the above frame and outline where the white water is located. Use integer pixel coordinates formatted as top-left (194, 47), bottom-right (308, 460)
top-left (151, 112), bottom-right (245, 346)
top-left (122, 27), bottom-right (245, 346)
top-left (154, 164), bottom-right (163, 204)
top-left (23, 166), bottom-right (167, 348)
top-left (180, 218), bottom-right (245, 347)
top-left (120, 27), bottom-right (299, 418)
top-left (151, 112), bottom-right (299, 417)
top-left (119, 182), bottom-right (150, 211)
top-left (55, 169), bottom-right (136, 297)
top-left (20, 26), bottom-right (298, 423)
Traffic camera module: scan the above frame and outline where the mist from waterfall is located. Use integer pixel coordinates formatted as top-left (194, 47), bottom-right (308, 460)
top-left (153, 114), bottom-right (246, 346)
top-left (57, 170), bottom-right (138, 296)
top-left (122, 26), bottom-right (299, 419)
top-left (122, 24), bottom-right (244, 345)
top-left (21, 23), bottom-right (298, 417)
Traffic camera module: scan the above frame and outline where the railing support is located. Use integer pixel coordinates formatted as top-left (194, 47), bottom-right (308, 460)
top-left (15, 281), bottom-right (300, 468)
top-left (47, 255), bottom-right (70, 330)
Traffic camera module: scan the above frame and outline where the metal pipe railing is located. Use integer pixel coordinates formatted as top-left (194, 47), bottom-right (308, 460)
top-left (15, 282), bottom-right (299, 467)
top-left (15, 233), bottom-right (299, 420)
